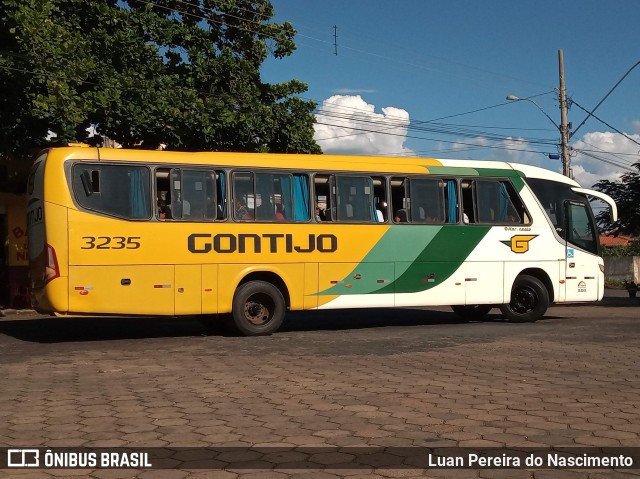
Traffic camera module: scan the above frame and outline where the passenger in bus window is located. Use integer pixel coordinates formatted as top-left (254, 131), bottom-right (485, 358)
top-left (376, 201), bottom-right (388, 221)
top-left (275, 203), bottom-right (285, 220)
top-left (234, 196), bottom-right (253, 220)
top-left (394, 209), bottom-right (408, 223)
top-left (159, 191), bottom-right (172, 219)
top-left (315, 204), bottom-right (326, 221)
top-left (157, 194), bottom-right (167, 219)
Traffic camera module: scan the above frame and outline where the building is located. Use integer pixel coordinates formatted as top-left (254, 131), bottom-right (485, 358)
top-left (0, 154), bottom-right (31, 309)
top-left (600, 233), bottom-right (637, 247)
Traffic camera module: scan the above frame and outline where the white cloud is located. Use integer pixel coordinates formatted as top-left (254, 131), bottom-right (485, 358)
top-left (314, 95), bottom-right (413, 156)
top-left (438, 136), bottom-right (552, 169)
top-left (313, 95), bottom-right (638, 188)
top-left (441, 130), bottom-right (639, 187)
top-left (570, 131), bottom-right (640, 187)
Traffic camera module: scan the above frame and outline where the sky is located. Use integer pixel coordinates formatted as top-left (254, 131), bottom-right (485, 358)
top-left (260, 0), bottom-right (640, 189)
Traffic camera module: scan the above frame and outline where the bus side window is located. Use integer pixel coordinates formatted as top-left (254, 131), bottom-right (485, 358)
top-left (215, 171), bottom-right (227, 220)
top-left (334, 175), bottom-right (377, 222)
top-left (292, 174), bottom-right (311, 222)
top-left (73, 163), bottom-right (151, 219)
top-left (156, 168), bottom-right (219, 222)
top-left (499, 180), bottom-right (528, 224)
top-left (458, 179), bottom-right (527, 225)
top-left (391, 177), bottom-right (410, 223)
top-left (232, 172), bottom-right (255, 221)
top-left (444, 179), bottom-right (458, 223)
top-left (409, 178), bottom-right (445, 223)
top-left (475, 179), bottom-right (525, 224)
top-left (181, 170), bottom-right (216, 221)
top-left (314, 174), bottom-right (331, 222)
top-left (461, 180), bottom-right (475, 223)
top-left (255, 172), bottom-right (295, 221)
top-left (373, 176), bottom-right (387, 222)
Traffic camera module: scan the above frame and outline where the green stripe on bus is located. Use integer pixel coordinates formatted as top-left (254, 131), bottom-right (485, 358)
top-left (318, 225), bottom-right (491, 296)
top-left (382, 225), bottom-right (491, 294)
top-left (318, 226), bottom-right (441, 296)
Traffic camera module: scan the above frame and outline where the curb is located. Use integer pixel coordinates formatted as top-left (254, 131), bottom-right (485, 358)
top-left (0, 309), bottom-right (37, 317)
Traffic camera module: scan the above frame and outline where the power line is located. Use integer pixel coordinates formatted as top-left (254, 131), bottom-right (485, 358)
top-left (574, 140), bottom-right (637, 167)
top-left (573, 150), bottom-right (636, 172)
top-left (571, 59), bottom-right (640, 138)
top-left (570, 98), bottom-right (640, 148)
top-left (315, 120), bottom-right (556, 156)
top-left (314, 94), bottom-right (559, 147)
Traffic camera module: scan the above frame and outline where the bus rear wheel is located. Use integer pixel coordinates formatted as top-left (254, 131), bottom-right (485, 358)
top-left (450, 305), bottom-right (492, 320)
top-left (500, 275), bottom-right (549, 323)
top-left (231, 280), bottom-right (285, 336)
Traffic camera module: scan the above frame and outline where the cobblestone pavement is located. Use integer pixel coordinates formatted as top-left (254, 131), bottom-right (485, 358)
top-left (0, 301), bottom-right (639, 479)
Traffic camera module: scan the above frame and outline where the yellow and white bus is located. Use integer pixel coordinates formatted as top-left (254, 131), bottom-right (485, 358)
top-left (27, 146), bottom-right (616, 335)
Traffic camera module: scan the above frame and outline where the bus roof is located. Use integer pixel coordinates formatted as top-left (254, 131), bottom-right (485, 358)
top-left (42, 146), bottom-right (581, 185)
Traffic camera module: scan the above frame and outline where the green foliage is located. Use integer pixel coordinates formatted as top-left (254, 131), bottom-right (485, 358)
top-left (0, 0), bottom-right (321, 156)
top-left (604, 277), bottom-right (625, 289)
top-left (601, 241), bottom-right (640, 257)
top-left (593, 162), bottom-right (640, 236)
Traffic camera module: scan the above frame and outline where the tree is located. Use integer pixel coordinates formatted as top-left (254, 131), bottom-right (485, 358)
top-left (593, 161), bottom-right (640, 236)
top-left (0, 0), bottom-right (321, 156)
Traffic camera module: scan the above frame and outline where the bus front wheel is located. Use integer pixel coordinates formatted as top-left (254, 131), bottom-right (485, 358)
top-left (232, 280), bottom-right (285, 336)
top-left (500, 275), bottom-right (549, 323)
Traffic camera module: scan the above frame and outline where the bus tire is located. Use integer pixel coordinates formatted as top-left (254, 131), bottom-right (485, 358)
top-left (500, 275), bottom-right (549, 323)
top-left (231, 280), bottom-right (285, 336)
top-left (451, 304), bottom-right (492, 320)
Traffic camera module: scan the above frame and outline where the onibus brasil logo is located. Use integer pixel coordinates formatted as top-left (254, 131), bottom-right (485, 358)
top-left (501, 234), bottom-right (538, 253)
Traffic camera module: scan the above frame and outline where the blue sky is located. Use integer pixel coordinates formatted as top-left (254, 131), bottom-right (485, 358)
top-left (261, 0), bottom-right (640, 187)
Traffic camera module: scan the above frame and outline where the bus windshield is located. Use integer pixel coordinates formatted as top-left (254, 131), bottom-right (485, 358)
top-left (525, 177), bottom-right (599, 255)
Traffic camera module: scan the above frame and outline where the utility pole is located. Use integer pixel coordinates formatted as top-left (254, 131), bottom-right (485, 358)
top-left (333, 25), bottom-right (338, 56)
top-left (558, 49), bottom-right (571, 177)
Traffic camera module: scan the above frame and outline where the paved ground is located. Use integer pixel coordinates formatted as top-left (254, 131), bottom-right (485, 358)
top-left (0, 292), bottom-right (639, 478)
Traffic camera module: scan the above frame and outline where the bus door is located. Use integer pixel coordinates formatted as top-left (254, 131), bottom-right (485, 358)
top-left (562, 200), bottom-right (599, 302)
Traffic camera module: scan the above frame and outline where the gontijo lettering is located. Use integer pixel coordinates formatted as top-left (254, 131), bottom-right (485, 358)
top-left (188, 233), bottom-right (338, 254)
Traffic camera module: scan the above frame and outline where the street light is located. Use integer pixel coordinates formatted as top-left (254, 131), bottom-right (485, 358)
top-left (506, 95), bottom-right (560, 129)
top-left (507, 94), bottom-right (570, 176)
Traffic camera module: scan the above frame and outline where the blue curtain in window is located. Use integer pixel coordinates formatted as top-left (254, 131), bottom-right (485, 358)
top-left (498, 182), bottom-right (509, 221)
top-left (447, 179), bottom-right (457, 223)
top-left (130, 168), bottom-right (149, 218)
top-left (293, 174), bottom-right (310, 221)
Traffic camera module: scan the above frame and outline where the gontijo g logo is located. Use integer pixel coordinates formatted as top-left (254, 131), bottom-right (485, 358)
top-left (501, 234), bottom-right (538, 254)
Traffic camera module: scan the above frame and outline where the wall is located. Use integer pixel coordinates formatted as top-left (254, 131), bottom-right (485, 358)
top-left (605, 256), bottom-right (640, 283)
top-left (0, 192), bottom-right (28, 308)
